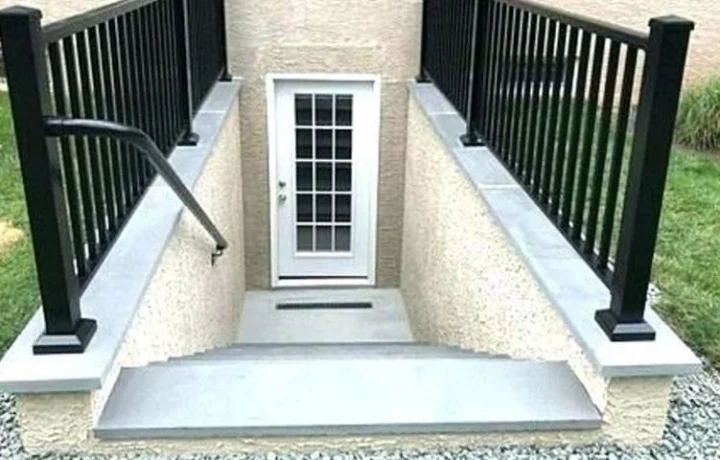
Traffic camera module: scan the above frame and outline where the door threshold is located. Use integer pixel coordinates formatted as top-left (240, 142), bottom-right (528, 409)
top-left (275, 278), bottom-right (373, 288)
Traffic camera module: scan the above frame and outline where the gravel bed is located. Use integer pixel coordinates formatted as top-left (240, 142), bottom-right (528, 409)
top-left (0, 367), bottom-right (719, 460)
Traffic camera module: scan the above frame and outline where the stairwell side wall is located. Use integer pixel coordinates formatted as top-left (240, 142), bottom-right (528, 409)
top-left (16, 92), bottom-right (245, 454)
top-left (400, 91), bottom-right (674, 445)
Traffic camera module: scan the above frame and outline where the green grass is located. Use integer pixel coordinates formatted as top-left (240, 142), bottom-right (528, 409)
top-left (0, 93), bottom-right (40, 355)
top-left (654, 147), bottom-right (720, 366)
top-left (675, 76), bottom-right (720, 151)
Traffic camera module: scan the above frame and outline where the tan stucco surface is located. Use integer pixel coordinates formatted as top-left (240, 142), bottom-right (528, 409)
top-left (18, 97), bottom-right (245, 453)
top-left (0, 0), bottom-right (115, 23)
top-left (228, 0), bottom-right (421, 288)
top-left (401, 96), bottom-right (673, 445)
top-left (547, 0), bottom-right (719, 87)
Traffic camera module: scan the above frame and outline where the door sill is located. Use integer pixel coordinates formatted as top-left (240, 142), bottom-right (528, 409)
top-left (275, 278), bottom-right (374, 288)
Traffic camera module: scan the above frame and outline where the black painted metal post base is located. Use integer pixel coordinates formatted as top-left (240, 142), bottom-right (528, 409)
top-left (595, 309), bottom-right (656, 342)
top-left (179, 131), bottom-right (200, 146)
top-left (33, 318), bottom-right (97, 354)
top-left (220, 70), bottom-right (233, 82)
top-left (460, 133), bottom-right (485, 147)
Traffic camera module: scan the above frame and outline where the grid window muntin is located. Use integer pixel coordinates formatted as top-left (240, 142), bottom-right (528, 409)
top-left (294, 93), bottom-right (354, 254)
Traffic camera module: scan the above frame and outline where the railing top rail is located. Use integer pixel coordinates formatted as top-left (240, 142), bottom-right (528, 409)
top-left (499, 0), bottom-right (649, 49)
top-left (42, 0), bottom-right (157, 43)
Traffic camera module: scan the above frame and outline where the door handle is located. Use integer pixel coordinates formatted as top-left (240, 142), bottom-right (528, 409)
top-left (278, 193), bottom-right (287, 204)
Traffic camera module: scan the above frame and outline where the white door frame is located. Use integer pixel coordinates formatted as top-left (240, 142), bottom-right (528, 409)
top-left (266, 73), bottom-right (381, 288)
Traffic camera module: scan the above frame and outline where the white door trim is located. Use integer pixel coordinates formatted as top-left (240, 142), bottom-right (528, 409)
top-left (266, 73), bottom-right (381, 288)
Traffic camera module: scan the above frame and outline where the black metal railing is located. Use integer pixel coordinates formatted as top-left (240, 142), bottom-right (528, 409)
top-left (0, 0), bottom-right (230, 354)
top-left (188, 0), bottom-right (231, 113)
top-left (419, 0), bottom-right (477, 115)
top-left (419, 0), bottom-right (694, 342)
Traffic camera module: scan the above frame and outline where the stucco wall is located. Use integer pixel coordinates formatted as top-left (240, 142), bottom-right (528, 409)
top-left (17, 96), bottom-right (245, 453)
top-left (547, 0), bottom-right (719, 87)
top-left (0, 0), bottom-right (115, 22)
top-left (227, 0), bottom-right (421, 288)
top-left (401, 95), bottom-right (672, 445)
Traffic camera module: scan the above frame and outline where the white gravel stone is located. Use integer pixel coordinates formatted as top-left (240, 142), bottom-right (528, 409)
top-left (1, 367), bottom-right (720, 459)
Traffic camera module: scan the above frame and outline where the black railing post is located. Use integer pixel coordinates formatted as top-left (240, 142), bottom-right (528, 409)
top-left (218, 0), bottom-right (232, 81)
top-left (595, 16), bottom-right (694, 342)
top-left (461, 0), bottom-right (488, 147)
top-left (416, 0), bottom-right (431, 83)
top-left (176, 0), bottom-right (199, 145)
top-left (0, 6), bottom-right (96, 354)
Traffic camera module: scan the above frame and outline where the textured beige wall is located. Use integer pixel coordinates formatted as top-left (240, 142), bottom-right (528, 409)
top-left (0, 0), bottom-right (115, 23)
top-left (401, 96), bottom-right (673, 445)
top-left (546, 0), bottom-right (718, 87)
top-left (18, 98), bottom-right (245, 453)
top-left (227, 0), bottom-right (421, 288)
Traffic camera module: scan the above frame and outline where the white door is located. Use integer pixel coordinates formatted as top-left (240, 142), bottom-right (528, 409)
top-left (271, 78), bottom-right (379, 282)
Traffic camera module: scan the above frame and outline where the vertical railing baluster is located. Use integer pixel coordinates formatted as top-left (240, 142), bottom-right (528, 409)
top-left (598, 47), bottom-right (638, 270)
top-left (541, 23), bottom-right (567, 206)
top-left (551, 27), bottom-right (579, 218)
top-left (175, 0), bottom-right (199, 145)
top-left (63, 35), bottom-right (99, 266)
top-left (516, 13), bottom-right (538, 179)
top-left (48, 43), bottom-right (87, 278)
top-left (501, 7), bottom-right (520, 162)
top-left (0, 6), bottom-right (96, 354)
top-left (532, 19), bottom-right (557, 196)
top-left (596, 17), bottom-right (694, 341)
top-left (571, 35), bottom-right (605, 242)
top-left (99, 21), bottom-right (127, 224)
top-left (461, 0), bottom-right (485, 146)
top-left (508, 10), bottom-right (529, 170)
top-left (524, 16), bottom-right (547, 187)
top-left (77, 30), bottom-right (109, 252)
top-left (89, 26), bottom-right (118, 238)
top-left (560, 31), bottom-right (591, 231)
top-left (483, 1), bottom-right (500, 143)
top-left (585, 41), bottom-right (621, 255)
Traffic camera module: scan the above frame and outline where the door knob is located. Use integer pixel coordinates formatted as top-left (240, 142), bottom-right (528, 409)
top-left (278, 180), bottom-right (287, 188)
top-left (278, 193), bottom-right (287, 203)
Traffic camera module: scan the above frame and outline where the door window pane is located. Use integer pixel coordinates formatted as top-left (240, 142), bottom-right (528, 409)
top-left (296, 163), bottom-right (313, 191)
top-left (315, 95), bottom-right (333, 126)
top-left (335, 226), bottom-right (351, 251)
top-left (335, 195), bottom-right (351, 222)
top-left (316, 194), bottom-right (332, 222)
top-left (297, 226), bottom-right (313, 252)
top-left (316, 129), bottom-right (333, 159)
top-left (316, 162), bottom-right (332, 191)
top-left (335, 129), bottom-right (352, 160)
top-left (316, 226), bottom-right (332, 251)
top-left (297, 195), bottom-right (313, 222)
top-left (336, 163), bottom-right (352, 191)
top-left (295, 94), bottom-right (312, 126)
top-left (336, 95), bottom-right (353, 126)
top-left (296, 129), bottom-right (313, 159)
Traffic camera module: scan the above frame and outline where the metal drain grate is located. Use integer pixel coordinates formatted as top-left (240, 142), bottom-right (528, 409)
top-left (276, 302), bottom-right (373, 310)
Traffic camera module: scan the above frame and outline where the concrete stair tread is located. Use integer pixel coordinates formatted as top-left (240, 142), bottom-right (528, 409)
top-left (95, 357), bottom-right (601, 439)
top-left (166, 343), bottom-right (507, 363)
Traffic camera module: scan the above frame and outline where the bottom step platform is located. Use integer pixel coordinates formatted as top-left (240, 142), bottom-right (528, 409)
top-left (95, 344), bottom-right (601, 439)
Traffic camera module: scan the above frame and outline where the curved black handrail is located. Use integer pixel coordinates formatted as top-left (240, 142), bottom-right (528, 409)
top-left (44, 116), bottom-right (228, 259)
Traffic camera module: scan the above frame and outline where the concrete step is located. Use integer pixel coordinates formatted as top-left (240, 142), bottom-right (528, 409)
top-left (95, 357), bottom-right (601, 439)
top-left (164, 343), bottom-right (506, 364)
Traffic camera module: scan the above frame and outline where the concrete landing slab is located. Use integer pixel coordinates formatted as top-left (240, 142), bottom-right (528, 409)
top-left (237, 289), bottom-right (414, 344)
top-left (95, 358), bottom-right (601, 439)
